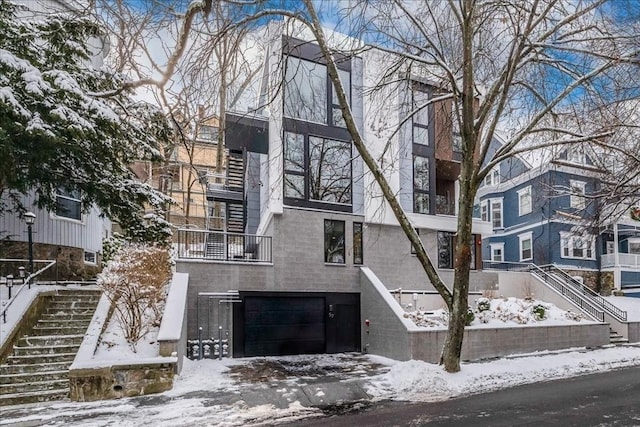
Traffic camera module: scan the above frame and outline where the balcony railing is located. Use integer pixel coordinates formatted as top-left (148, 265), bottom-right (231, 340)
top-left (601, 253), bottom-right (640, 269)
top-left (175, 229), bottom-right (272, 263)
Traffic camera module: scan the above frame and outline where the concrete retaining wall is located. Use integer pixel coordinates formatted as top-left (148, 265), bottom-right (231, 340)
top-left (362, 267), bottom-right (611, 363)
top-left (157, 273), bottom-right (189, 374)
top-left (69, 361), bottom-right (175, 402)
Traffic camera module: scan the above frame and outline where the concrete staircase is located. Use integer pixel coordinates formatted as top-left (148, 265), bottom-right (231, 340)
top-left (0, 289), bottom-right (101, 406)
top-left (610, 328), bottom-right (629, 345)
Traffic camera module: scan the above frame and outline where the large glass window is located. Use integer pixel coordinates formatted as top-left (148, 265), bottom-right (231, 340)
top-left (353, 222), bottom-right (363, 265)
top-left (284, 132), bottom-right (352, 207)
top-left (285, 56), bottom-right (350, 128)
top-left (324, 219), bottom-right (345, 264)
top-left (309, 136), bottom-right (352, 204)
top-left (437, 231), bottom-right (454, 269)
top-left (414, 155), bottom-right (430, 214)
top-left (55, 188), bottom-right (81, 220)
top-left (284, 57), bottom-right (327, 124)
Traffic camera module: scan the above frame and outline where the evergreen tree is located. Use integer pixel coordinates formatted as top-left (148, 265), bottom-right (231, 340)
top-left (0, 0), bottom-right (172, 237)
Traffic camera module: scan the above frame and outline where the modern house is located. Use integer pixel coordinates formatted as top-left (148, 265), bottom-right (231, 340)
top-left (175, 21), bottom-right (494, 358)
top-left (0, 0), bottom-right (110, 280)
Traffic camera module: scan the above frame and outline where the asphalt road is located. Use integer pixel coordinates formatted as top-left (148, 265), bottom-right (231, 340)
top-left (293, 364), bottom-right (640, 426)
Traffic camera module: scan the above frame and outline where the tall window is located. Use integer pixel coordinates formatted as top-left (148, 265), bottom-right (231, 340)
top-left (518, 186), bottom-right (532, 216)
top-left (324, 220), bottom-right (345, 264)
top-left (55, 188), bottom-right (81, 220)
top-left (490, 243), bottom-right (504, 262)
top-left (412, 89), bottom-right (429, 145)
top-left (284, 56), bottom-right (350, 127)
top-left (437, 231), bottom-right (454, 269)
top-left (353, 222), bottom-right (363, 265)
top-left (519, 232), bottom-right (533, 261)
top-left (480, 200), bottom-right (488, 222)
top-left (561, 232), bottom-right (595, 259)
top-left (284, 132), bottom-right (352, 207)
top-left (570, 180), bottom-right (586, 210)
top-left (285, 57), bottom-right (327, 124)
top-left (414, 155), bottom-right (430, 214)
top-left (491, 199), bottom-right (503, 229)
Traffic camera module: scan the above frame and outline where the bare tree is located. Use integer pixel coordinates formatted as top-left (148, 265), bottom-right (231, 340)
top-left (282, 0), bottom-right (640, 372)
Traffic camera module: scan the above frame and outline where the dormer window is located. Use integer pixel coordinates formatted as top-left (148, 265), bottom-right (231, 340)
top-left (567, 146), bottom-right (586, 165)
top-left (484, 166), bottom-right (500, 186)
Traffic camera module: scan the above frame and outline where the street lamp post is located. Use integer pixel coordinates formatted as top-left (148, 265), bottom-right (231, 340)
top-left (6, 275), bottom-right (13, 300)
top-left (24, 212), bottom-right (35, 288)
top-left (18, 266), bottom-right (25, 283)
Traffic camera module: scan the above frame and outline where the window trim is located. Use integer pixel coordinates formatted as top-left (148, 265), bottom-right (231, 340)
top-left (517, 186), bottom-right (532, 216)
top-left (490, 198), bottom-right (503, 229)
top-left (518, 232), bottom-right (533, 262)
top-left (490, 242), bottom-right (505, 262)
top-left (53, 188), bottom-right (83, 222)
top-left (569, 180), bottom-right (586, 210)
top-left (480, 200), bottom-right (488, 222)
top-left (560, 231), bottom-right (595, 260)
top-left (324, 219), bottom-right (346, 264)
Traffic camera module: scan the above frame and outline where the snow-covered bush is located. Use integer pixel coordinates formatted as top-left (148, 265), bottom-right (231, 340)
top-left (532, 303), bottom-right (547, 321)
top-left (476, 297), bottom-right (491, 312)
top-left (465, 308), bottom-right (475, 326)
top-left (97, 243), bottom-right (172, 351)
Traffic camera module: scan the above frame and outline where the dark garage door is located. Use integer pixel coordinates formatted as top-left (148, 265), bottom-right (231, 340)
top-left (243, 296), bottom-right (325, 356)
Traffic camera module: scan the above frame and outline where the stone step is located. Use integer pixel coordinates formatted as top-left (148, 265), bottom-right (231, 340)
top-left (39, 312), bottom-right (95, 321)
top-left (51, 293), bottom-right (100, 301)
top-left (35, 319), bottom-right (91, 328)
top-left (18, 334), bottom-right (85, 347)
top-left (13, 344), bottom-right (80, 356)
top-left (4, 352), bottom-right (77, 365)
top-left (0, 379), bottom-right (68, 395)
top-left (47, 301), bottom-right (99, 309)
top-left (0, 388), bottom-right (68, 407)
top-left (29, 325), bottom-right (89, 336)
top-left (0, 369), bottom-right (68, 384)
top-left (0, 361), bottom-right (70, 374)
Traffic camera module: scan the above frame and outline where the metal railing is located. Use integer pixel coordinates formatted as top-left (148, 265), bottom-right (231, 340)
top-left (540, 264), bottom-right (627, 322)
top-left (175, 229), bottom-right (272, 263)
top-left (1, 260), bottom-right (57, 323)
top-left (482, 261), bottom-right (531, 272)
top-left (528, 264), bottom-right (605, 322)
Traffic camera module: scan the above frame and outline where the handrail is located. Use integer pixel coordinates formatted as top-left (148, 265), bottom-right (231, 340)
top-left (528, 264), bottom-right (605, 322)
top-left (540, 265), bottom-right (627, 322)
top-left (1, 260), bottom-right (57, 323)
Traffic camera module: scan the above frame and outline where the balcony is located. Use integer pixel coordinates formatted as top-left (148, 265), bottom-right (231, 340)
top-left (175, 229), bottom-right (272, 263)
top-left (601, 253), bottom-right (640, 269)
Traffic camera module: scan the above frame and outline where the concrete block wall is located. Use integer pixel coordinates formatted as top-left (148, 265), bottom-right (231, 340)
top-left (364, 223), bottom-right (498, 292)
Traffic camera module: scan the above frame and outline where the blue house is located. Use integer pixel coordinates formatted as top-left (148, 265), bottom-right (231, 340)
top-left (477, 139), bottom-right (607, 291)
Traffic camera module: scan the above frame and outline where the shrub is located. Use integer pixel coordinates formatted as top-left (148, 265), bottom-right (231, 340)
top-left (465, 307), bottom-right (475, 326)
top-left (97, 243), bottom-right (172, 351)
top-left (532, 303), bottom-right (547, 321)
top-left (476, 297), bottom-right (491, 312)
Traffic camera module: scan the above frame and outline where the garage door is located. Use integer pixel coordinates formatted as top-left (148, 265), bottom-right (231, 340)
top-left (243, 296), bottom-right (325, 356)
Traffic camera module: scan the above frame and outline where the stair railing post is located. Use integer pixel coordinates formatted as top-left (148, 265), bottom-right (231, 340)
top-left (198, 326), bottom-right (203, 360)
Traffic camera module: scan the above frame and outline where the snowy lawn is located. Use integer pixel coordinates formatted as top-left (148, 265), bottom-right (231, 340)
top-left (605, 295), bottom-right (640, 321)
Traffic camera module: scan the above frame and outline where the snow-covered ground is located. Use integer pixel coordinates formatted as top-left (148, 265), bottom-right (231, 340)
top-left (5, 347), bottom-right (640, 426)
top-left (605, 295), bottom-right (640, 321)
top-left (405, 296), bottom-right (590, 328)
